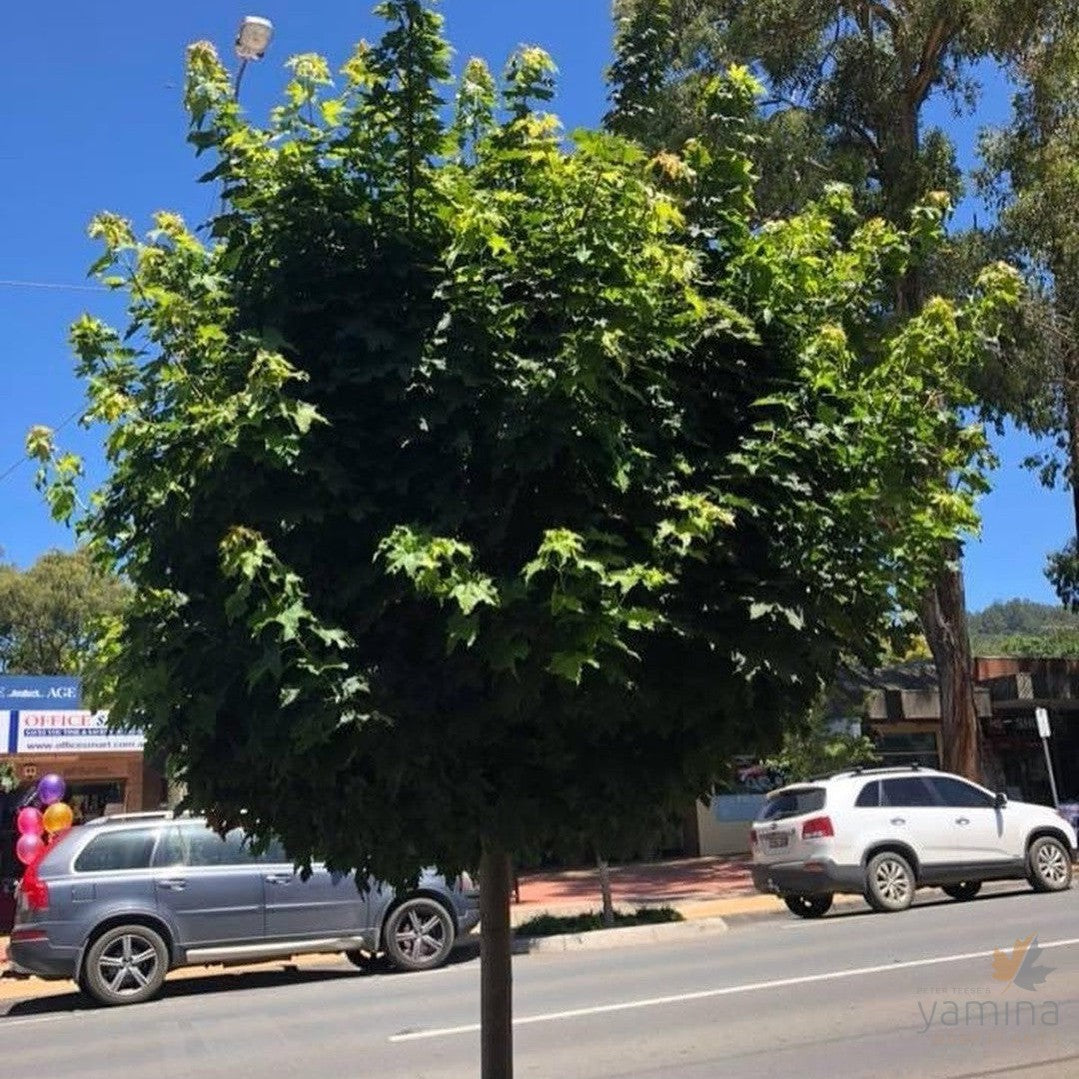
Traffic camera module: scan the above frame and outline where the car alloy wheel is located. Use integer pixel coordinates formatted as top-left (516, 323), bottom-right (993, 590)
top-left (865, 851), bottom-right (915, 912)
top-left (384, 897), bottom-right (455, 972)
top-left (83, 924), bottom-right (168, 1006)
top-left (1029, 836), bottom-right (1073, 893)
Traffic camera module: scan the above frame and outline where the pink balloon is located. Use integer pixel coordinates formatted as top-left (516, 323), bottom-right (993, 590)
top-left (17, 807), bottom-right (44, 837)
top-left (16, 833), bottom-right (45, 867)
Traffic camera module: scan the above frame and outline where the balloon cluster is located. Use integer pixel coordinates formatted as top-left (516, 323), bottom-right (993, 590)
top-left (15, 773), bottom-right (73, 870)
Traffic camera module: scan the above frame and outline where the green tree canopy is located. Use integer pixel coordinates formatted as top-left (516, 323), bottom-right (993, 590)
top-left (0, 549), bottom-right (128, 674)
top-left (31, 2), bottom-right (1018, 1073)
top-left (608, 0), bottom-right (1054, 224)
top-left (978, 10), bottom-right (1079, 608)
top-left (606, 0), bottom-right (1063, 781)
top-left (764, 705), bottom-right (879, 783)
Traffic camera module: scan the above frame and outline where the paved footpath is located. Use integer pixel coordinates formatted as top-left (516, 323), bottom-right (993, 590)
top-left (515, 855), bottom-right (755, 909)
top-left (511, 854), bottom-right (817, 925)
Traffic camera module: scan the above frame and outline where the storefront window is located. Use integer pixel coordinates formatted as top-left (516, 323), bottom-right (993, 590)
top-left (68, 781), bottom-right (126, 823)
top-left (874, 732), bottom-right (940, 769)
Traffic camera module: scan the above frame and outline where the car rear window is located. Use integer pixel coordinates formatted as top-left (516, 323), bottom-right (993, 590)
top-left (855, 781), bottom-right (881, 807)
top-left (36, 826), bottom-right (83, 873)
top-left (74, 828), bottom-right (159, 872)
top-left (759, 787), bottom-right (826, 820)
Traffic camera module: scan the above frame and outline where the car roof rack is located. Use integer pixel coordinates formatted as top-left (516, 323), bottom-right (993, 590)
top-left (817, 763), bottom-right (927, 781)
top-left (848, 763), bottom-right (925, 776)
top-left (85, 810), bottom-right (175, 826)
top-left (777, 762), bottom-right (934, 786)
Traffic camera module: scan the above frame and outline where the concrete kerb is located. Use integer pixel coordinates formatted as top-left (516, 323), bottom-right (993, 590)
top-left (513, 916), bottom-right (730, 954)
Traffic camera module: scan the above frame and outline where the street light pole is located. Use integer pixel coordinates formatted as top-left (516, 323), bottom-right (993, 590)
top-left (234, 15), bottom-right (274, 99)
top-left (216, 15), bottom-right (274, 216)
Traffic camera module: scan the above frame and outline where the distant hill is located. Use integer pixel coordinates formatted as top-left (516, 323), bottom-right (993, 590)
top-left (969, 599), bottom-right (1079, 657)
top-left (969, 599), bottom-right (1079, 636)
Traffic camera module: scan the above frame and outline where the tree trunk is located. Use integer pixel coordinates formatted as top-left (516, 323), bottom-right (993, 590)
top-left (895, 186), bottom-right (983, 784)
top-left (596, 853), bottom-right (614, 928)
top-left (919, 547), bottom-right (982, 780)
top-left (480, 842), bottom-right (514, 1079)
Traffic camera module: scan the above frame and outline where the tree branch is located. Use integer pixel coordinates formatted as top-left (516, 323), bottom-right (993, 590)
top-left (867, 2), bottom-right (901, 39)
top-left (836, 119), bottom-right (885, 169)
top-left (909, 18), bottom-right (953, 109)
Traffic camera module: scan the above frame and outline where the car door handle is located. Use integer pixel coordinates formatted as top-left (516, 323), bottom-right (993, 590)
top-left (890, 817), bottom-right (906, 826)
top-left (264, 873), bottom-right (293, 885)
top-left (156, 878), bottom-right (187, 891)
top-left (956, 817), bottom-right (971, 826)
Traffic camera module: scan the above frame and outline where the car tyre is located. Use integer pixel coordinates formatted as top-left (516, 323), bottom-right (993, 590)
top-left (384, 897), bottom-right (456, 972)
top-left (783, 894), bottom-right (833, 919)
top-left (942, 881), bottom-right (982, 901)
top-left (1028, 836), bottom-right (1073, 893)
top-left (864, 851), bottom-right (915, 913)
top-left (82, 924), bottom-right (169, 1006)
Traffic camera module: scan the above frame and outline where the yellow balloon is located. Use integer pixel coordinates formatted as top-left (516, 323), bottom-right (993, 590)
top-left (43, 801), bottom-right (74, 834)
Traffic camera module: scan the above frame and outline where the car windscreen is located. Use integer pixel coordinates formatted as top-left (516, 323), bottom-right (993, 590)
top-left (758, 787), bottom-right (826, 821)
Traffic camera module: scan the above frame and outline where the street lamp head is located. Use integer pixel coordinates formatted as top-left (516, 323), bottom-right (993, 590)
top-left (235, 15), bottom-right (274, 62)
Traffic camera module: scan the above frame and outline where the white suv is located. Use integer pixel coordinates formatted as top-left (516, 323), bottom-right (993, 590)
top-left (750, 766), bottom-right (1077, 918)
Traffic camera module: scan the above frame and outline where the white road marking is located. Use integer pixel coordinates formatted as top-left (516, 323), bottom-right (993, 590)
top-left (389, 935), bottom-right (1079, 1043)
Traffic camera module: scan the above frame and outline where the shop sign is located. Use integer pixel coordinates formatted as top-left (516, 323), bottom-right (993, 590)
top-left (7, 711), bottom-right (145, 754)
top-left (0, 675), bottom-right (81, 708)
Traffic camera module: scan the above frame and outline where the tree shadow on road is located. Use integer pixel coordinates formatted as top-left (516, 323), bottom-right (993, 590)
top-left (1, 939), bottom-right (482, 1019)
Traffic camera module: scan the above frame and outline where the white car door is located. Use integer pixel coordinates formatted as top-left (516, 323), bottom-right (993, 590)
top-left (926, 776), bottom-right (1014, 864)
top-left (878, 776), bottom-right (959, 866)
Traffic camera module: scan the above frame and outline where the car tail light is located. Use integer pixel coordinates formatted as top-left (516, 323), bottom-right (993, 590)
top-left (749, 828), bottom-right (758, 846)
top-left (801, 816), bottom-right (834, 840)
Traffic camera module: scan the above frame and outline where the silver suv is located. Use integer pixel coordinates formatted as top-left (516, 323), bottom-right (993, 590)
top-left (8, 812), bottom-right (479, 1005)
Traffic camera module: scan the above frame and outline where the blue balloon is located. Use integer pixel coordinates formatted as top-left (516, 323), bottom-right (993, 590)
top-left (37, 773), bottom-right (66, 806)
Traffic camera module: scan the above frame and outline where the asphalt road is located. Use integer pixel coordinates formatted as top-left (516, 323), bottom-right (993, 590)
top-left (3, 885), bottom-right (1078, 1078)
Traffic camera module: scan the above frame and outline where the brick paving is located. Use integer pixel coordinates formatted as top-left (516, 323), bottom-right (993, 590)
top-left (515, 856), bottom-right (754, 910)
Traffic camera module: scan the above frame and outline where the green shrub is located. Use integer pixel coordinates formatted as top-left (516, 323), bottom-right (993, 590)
top-left (515, 906), bottom-right (683, 937)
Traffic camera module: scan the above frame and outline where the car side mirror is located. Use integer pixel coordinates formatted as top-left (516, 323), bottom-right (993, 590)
top-left (994, 792), bottom-right (1008, 809)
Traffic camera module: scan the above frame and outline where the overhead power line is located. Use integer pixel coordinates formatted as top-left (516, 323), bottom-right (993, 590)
top-left (0, 279), bottom-right (108, 294)
top-left (0, 408), bottom-right (84, 488)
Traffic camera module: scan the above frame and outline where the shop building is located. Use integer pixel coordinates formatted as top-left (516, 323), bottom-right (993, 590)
top-left (975, 656), bottom-right (1079, 807)
top-left (690, 656), bottom-right (1079, 858)
top-left (0, 675), bottom-right (164, 928)
top-left (855, 656), bottom-right (1079, 805)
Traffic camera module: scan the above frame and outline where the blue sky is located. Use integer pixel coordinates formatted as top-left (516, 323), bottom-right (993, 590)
top-left (0, 1), bottom-right (1071, 611)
